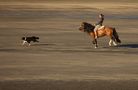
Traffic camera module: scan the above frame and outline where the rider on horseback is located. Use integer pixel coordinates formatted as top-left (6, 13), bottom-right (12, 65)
top-left (94, 14), bottom-right (104, 39)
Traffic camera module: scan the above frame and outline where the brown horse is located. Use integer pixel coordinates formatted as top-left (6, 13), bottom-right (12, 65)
top-left (79, 22), bottom-right (121, 48)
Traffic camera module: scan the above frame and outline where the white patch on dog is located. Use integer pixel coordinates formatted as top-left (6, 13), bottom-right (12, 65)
top-left (22, 40), bottom-right (27, 45)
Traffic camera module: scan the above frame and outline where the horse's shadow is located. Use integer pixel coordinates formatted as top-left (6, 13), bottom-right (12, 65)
top-left (117, 44), bottom-right (138, 48)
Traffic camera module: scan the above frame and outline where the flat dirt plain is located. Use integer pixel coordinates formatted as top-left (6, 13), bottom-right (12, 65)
top-left (0, 0), bottom-right (138, 90)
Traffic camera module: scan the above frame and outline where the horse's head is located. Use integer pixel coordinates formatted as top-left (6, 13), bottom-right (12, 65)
top-left (79, 22), bottom-right (86, 32)
top-left (79, 22), bottom-right (95, 33)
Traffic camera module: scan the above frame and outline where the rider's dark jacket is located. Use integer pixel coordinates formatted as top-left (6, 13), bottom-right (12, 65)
top-left (95, 17), bottom-right (104, 26)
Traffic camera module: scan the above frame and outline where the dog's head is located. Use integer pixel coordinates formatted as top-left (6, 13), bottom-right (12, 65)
top-left (22, 37), bottom-right (26, 40)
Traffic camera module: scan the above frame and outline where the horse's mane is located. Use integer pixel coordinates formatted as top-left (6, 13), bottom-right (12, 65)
top-left (82, 22), bottom-right (95, 32)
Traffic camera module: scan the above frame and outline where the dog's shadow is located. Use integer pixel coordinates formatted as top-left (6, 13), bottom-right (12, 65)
top-left (117, 44), bottom-right (138, 48)
top-left (32, 43), bottom-right (56, 46)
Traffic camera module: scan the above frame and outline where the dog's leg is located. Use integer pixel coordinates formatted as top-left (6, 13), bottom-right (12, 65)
top-left (28, 43), bottom-right (31, 46)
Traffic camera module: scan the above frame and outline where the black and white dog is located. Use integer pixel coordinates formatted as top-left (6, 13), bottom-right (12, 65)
top-left (22, 36), bottom-right (39, 46)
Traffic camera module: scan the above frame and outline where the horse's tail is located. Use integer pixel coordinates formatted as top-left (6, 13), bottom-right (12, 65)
top-left (113, 28), bottom-right (121, 43)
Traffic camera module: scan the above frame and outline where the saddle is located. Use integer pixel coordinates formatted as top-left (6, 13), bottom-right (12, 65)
top-left (98, 26), bottom-right (105, 30)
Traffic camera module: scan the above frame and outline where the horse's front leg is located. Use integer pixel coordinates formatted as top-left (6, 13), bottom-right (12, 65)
top-left (89, 32), bottom-right (98, 48)
top-left (93, 39), bottom-right (98, 48)
top-left (92, 39), bottom-right (98, 47)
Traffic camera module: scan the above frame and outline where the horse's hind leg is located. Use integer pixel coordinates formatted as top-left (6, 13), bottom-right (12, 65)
top-left (109, 35), bottom-right (117, 46)
top-left (109, 39), bottom-right (113, 46)
top-left (113, 40), bottom-right (117, 46)
top-left (112, 36), bottom-right (118, 46)
top-left (109, 39), bottom-right (117, 46)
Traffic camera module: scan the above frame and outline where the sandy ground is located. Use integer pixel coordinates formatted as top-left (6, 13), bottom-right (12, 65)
top-left (0, 1), bottom-right (138, 90)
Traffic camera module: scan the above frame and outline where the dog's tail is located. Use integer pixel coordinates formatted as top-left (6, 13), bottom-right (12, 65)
top-left (32, 36), bottom-right (39, 42)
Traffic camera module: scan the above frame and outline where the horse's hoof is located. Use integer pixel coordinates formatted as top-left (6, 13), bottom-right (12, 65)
top-left (94, 44), bottom-right (98, 48)
top-left (113, 42), bottom-right (118, 46)
top-left (92, 41), bottom-right (96, 44)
